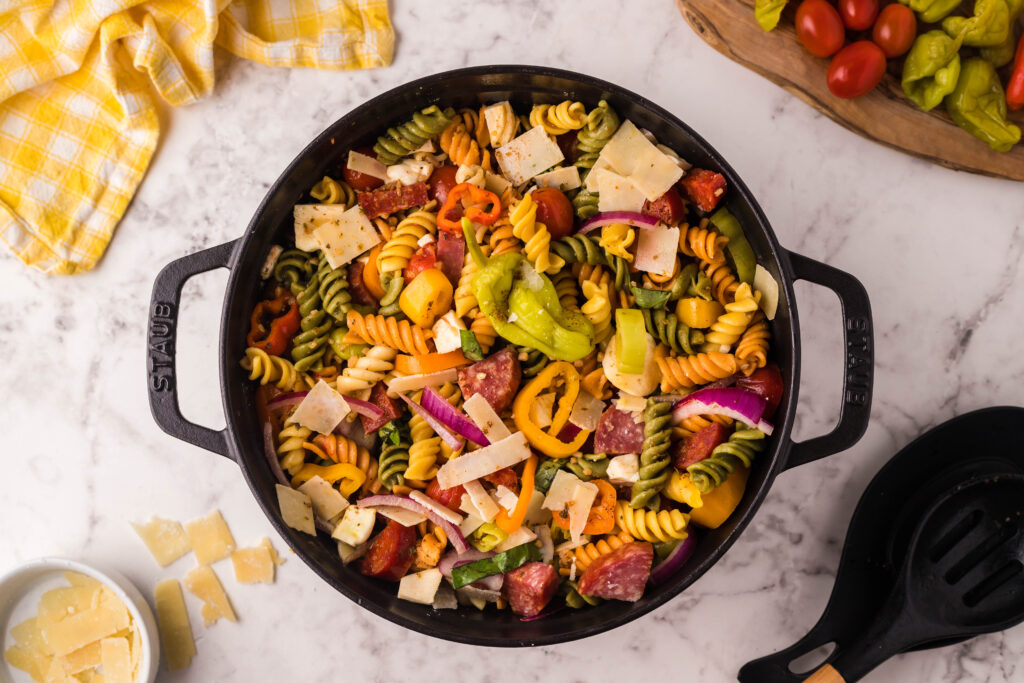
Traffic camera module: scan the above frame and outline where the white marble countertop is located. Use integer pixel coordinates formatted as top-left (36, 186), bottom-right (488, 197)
top-left (2, 1), bottom-right (1023, 681)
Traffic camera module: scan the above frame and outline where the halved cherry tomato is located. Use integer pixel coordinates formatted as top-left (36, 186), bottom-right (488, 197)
top-left (838, 0), bottom-right (878, 30)
top-left (359, 520), bottom-right (417, 581)
top-left (531, 187), bottom-right (574, 239)
top-left (552, 479), bottom-right (617, 535)
top-left (427, 164), bottom-right (459, 204)
top-left (736, 363), bottom-right (784, 419)
top-left (426, 479), bottom-right (466, 513)
top-left (795, 0), bottom-right (846, 58)
top-left (872, 4), bottom-right (916, 59)
top-left (362, 245), bottom-right (386, 300)
top-left (343, 146), bottom-right (385, 192)
top-left (827, 41), bottom-right (887, 99)
top-left (484, 467), bottom-right (519, 495)
top-left (642, 187), bottom-right (686, 225)
top-left (404, 242), bottom-right (438, 283)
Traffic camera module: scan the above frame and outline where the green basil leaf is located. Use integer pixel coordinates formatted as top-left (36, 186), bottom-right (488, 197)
top-left (460, 329), bottom-right (485, 361)
top-left (629, 285), bottom-right (672, 309)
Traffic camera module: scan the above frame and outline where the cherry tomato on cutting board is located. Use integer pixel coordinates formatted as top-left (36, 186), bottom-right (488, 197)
top-left (531, 187), bottom-right (574, 239)
top-left (795, 0), bottom-right (846, 58)
top-left (342, 146), bottom-right (385, 191)
top-left (838, 0), bottom-right (879, 31)
top-left (827, 41), bottom-right (887, 99)
top-left (872, 4), bottom-right (917, 58)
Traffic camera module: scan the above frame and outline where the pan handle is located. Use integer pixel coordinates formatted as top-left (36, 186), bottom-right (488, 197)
top-left (147, 240), bottom-right (238, 460)
top-left (783, 251), bottom-right (873, 470)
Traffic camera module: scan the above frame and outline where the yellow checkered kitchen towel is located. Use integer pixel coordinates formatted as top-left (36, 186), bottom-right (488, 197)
top-left (0, 0), bottom-right (394, 274)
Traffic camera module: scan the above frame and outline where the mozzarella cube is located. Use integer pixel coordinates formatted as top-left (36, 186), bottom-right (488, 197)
top-left (432, 311), bottom-right (466, 354)
top-left (607, 454), bottom-right (640, 485)
top-left (399, 568), bottom-right (445, 605)
top-left (386, 158), bottom-right (433, 186)
top-left (331, 506), bottom-right (376, 546)
top-left (289, 380), bottom-right (350, 434)
top-left (495, 125), bottom-right (564, 186)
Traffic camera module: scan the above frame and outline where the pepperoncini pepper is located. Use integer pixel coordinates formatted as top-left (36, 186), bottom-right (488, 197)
top-left (945, 57), bottom-right (1022, 152)
top-left (513, 361), bottom-right (591, 457)
top-left (438, 183), bottom-right (501, 233)
top-left (462, 218), bottom-right (594, 362)
top-left (247, 291), bottom-right (301, 356)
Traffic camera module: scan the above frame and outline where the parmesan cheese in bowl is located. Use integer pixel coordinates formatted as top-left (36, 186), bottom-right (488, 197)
top-left (0, 558), bottom-right (159, 683)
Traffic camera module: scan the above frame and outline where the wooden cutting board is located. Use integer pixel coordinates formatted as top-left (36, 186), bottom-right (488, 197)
top-left (676, 0), bottom-right (1024, 181)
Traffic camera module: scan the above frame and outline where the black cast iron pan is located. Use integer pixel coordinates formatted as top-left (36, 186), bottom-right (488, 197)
top-left (146, 65), bottom-right (874, 646)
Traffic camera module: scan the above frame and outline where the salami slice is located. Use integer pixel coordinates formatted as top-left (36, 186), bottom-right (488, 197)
top-left (457, 348), bottom-right (521, 414)
top-left (360, 381), bottom-right (403, 434)
top-left (593, 406), bottom-right (645, 455)
top-left (504, 561), bottom-right (558, 617)
top-left (436, 231), bottom-right (465, 288)
top-left (577, 542), bottom-right (653, 602)
top-left (357, 182), bottom-right (430, 219)
top-left (673, 422), bottom-right (729, 469)
top-left (359, 520), bottom-right (417, 582)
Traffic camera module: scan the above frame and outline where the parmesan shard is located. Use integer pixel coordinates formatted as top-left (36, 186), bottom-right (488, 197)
top-left (568, 390), bottom-right (605, 431)
top-left (460, 480), bottom-right (500, 522)
top-left (276, 484), bottom-right (316, 536)
top-left (183, 510), bottom-right (236, 565)
top-left (184, 565), bottom-right (237, 627)
top-left (312, 204), bottom-right (382, 269)
top-left (293, 204), bottom-right (348, 252)
top-left (597, 120), bottom-right (683, 200)
top-left (494, 525), bottom-right (537, 553)
top-left (370, 505), bottom-right (428, 527)
top-left (289, 380), bottom-right (351, 435)
top-left (260, 537), bottom-right (287, 566)
top-left (568, 482), bottom-right (599, 544)
top-left (462, 393), bottom-right (512, 442)
top-left (495, 125), bottom-right (565, 186)
top-left (533, 166), bottom-right (581, 191)
top-left (55, 639), bottom-right (102, 674)
top-left (231, 544), bottom-right (276, 584)
top-left (347, 150), bottom-right (389, 181)
top-left (154, 579), bottom-right (195, 672)
top-left (131, 517), bottom-right (192, 567)
top-left (40, 592), bottom-right (130, 656)
top-left (634, 225), bottom-right (680, 278)
top-left (434, 432), bottom-right (531, 489)
top-left (100, 638), bottom-right (131, 683)
top-left (297, 475), bottom-right (349, 521)
top-left (596, 171), bottom-right (646, 214)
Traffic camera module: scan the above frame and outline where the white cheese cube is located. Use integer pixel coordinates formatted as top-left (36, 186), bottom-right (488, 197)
top-left (596, 171), bottom-right (646, 213)
top-left (495, 125), bottom-right (565, 186)
top-left (432, 311), bottom-right (467, 354)
top-left (386, 158), bottom-right (433, 186)
top-left (398, 568), bottom-right (444, 605)
top-left (313, 205), bottom-right (382, 269)
top-left (289, 380), bottom-right (350, 434)
top-left (607, 454), bottom-right (640, 485)
top-left (332, 506), bottom-right (376, 546)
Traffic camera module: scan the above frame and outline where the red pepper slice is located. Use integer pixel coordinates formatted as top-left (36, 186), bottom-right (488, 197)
top-left (1008, 33), bottom-right (1024, 112)
top-left (246, 292), bottom-right (300, 356)
top-left (437, 183), bottom-right (500, 234)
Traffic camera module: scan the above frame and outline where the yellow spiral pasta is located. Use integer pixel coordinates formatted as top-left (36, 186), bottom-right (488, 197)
top-left (736, 311), bottom-right (770, 374)
top-left (657, 351), bottom-right (739, 392)
top-left (405, 383), bottom-right (461, 481)
top-left (509, 193), bottom-right (564, 273)
top-left (304, 433), bottom-right (383, 495)
top-left (573, 531), bottom-right (635, 572)
top-left (440, 121), bottom-right (490, 169)
top-left (470, 309), bottom-right (497, 353)
top-left (310, 175), bottom-right (355, 207)
top-left (455, 243), bottom-right (490, 317)
top-left (487, 216), bottom-right (520, 256)
top-left (598, 223), bottom-right (635, 262)
top-left (575, 263), bottom-right (616, 308)
top-left (581, 280), bottom-right (612, 344)
top-left (345, 311), bottom-right (433, 355)
top-left (529, 101), bottom-right (587, 136)
top-left (704, 260), bottom-right (740, 306)
top-left (277, 423), bottom-right (312, 476)
top-left (663, 470), bottom-right (704, 508)
top-left (335, 345), bottom-right (397, 397)
top-left (615, 501), bottom-right (689, 543)
top-left (581, 366), bottom-right (612, 400)
top-left (703, 283), bottom-right (760, 350)
top-left (378, 208), bottom-right (437, 278)
top-left (679, 222), bottom-right (728, 264)
top-left (551, 269), bottom-right (579, 312)
top-left (241, 347), bottom-right (314, 391)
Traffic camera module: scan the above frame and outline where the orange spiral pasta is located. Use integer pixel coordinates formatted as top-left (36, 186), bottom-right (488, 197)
top-left (656, 351), bottom-right (738, 392)
top-left (470, 309), bottom-right (497, 353)
top-left (305, 434), bottom-right (383, 494)
top-left (345, 311), bottom-right (433, 355)
top-left (487, 216), bottom-right (520, 256)
top-left (736, 311), bottom-right (771, 374)
top-left (673, 413), bottom-right (735, 439)
top-left (678, 221), bottom-right (728, 264)
top-left (455, 106), bottom-right (490, 148)
top-left (455, 243), bottom-right (490, 317)
top-left (704, 260), bottom-right (740, 305)
top-left (573, 531), bottom-right (634, 572)
top-left (440, 121), bottom-right (490, 169)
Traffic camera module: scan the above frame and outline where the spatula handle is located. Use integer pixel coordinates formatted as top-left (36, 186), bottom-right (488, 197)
top-left (804, 664), bottom-right (845, 682)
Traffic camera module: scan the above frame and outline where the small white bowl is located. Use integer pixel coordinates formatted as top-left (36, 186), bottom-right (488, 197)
top-left (0, 557), bottom-right (159, 682)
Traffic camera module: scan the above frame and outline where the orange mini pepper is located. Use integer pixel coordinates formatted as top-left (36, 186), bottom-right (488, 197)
top-left (437, 183), bottom-right (500, 234)
top-left (362, 245), bottom-right (386, 300)
top-left (495, 455), bottom-right (538, 534)
top-left (553, 479), bottom-right (616, 535)
top-left (247, 292), bottom-right (300, 356)
top-left (394, 350), bottom-right (470, 375)
top-left (512, 361), bottom-right (590, 457)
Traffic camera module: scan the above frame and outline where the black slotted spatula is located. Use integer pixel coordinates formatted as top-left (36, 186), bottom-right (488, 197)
top-left (802, 473), bottom-right (1024, 682)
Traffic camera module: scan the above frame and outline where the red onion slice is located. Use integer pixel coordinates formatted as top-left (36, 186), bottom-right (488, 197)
top-left (397, 393), bottom-right (464, 451)
top-left (577, 211), bottom-right (660, 235)
top-left (650, 533), bottom-right (698, 585)
top-left (266, 391), bottom-right (308, 413)
top-left (421, 386), bottom-right (489, 446)
top-left (358, 494), bottom-right (470, 554)
top-left (343, 395), bottom-right (384, 420)
top-left (671, 387), bottom-right (767, 429)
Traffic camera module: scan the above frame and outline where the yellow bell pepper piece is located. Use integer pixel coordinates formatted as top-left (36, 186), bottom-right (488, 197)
top-left (676, 298), bottom-right (724, 329)
top-left (400, 269), bottom-right (454, 328)
top-left (291, 463), bottom-right (366, 498)
top-left (513, 361), bottom-right (590, 457)
top-left (688, 466), bottom-right (749, 529)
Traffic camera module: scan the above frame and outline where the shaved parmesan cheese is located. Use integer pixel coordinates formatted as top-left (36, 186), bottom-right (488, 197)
top-left (297, 475), bottom-right (349, 521)
top-left (131, 517), bottom-right (191, 567)
top-left (754, 264), bottom-right (779, 320)
top-left (410, 490), bottom-right (463, 525)
top-left (494, 525), bottom-right (538, 553)
top-left (493, 485), bottom-right (518, 513)
top-left (100, 637), bottom-right (131, 683)
top-left (657, 143), bottom-right (691, 171)
top-left (567, 481), bottom-right (599, 544)
top-left (634, 225), bottom-right (680, 278)
top-left (543, 470), bottom-right (585, 514)
top-left (59, 638), bottom-right (102, 674)
top-left (386, 158), bottom-right (433, 186)
top-left (607, 453), bottom-right (640, 485)
top-left (460, 482), bottom-right (500, 522)
top-left (597, 120), bottom-right (683, 200)
top-left (385, 368), bottom-right (459, 396)
top-left (276, 484), bottom-right (315, 536)
top-left (347, 150), bottom-right (389, 181)
top-left (458, 512), bottom-right (485, 537)
top-left (261, 244), bottom-right (283, 280)
top-left (313, 204), bottom-right (381, 269)
top-left (398, 568), bottom-right (444, 605)
top-left (533, 166), bottom-right (581, 191)
top-left (463, 393), bottom-right (513, 442)
top-left (184, 510), bottom-right (236, 565)
top-left (371, 505), bottom-right (427, 527)
top-left (616, 393), bottom-right (647, 413)
top-left (183, 565), bottom-right (236, 626)
top-left (523, 488), bottom-right (551, 526)
top-left (483, 102), bottom-right (516, 147)
top-left (154, 579), bottom-right (195, 672)
top-left (231, 544), bottom-right (275, 584)
top-left (289, 380), bottom-right (350, 434)
top-left (261, 537), bottom-right (286, 566)
top-left (597, 171), bottom-right (646, 213)
top-left (432, 311), bottom-right (466, 355)
top-left (569, 390), bottom-right (605, 431)
top-left (555, 537), bottom-right (592, 553)
top-left (435, 432), bottom-right (531, 489)
top-left (40, 592), bottom-right (129, 656)
top-left (530, 392), bottom-right (555, 429)
top-left (337, 540), bottom-right (368, 565)
top-left (293, 203), bottom-right (349, 252)
top-left (332, 506), bottom-right (376, 546)
top-left (495, 125), bottom-right (564, 186)
top-left (584, 159), bottom-right (616, 193)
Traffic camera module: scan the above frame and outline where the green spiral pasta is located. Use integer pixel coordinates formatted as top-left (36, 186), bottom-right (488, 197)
top-left (642, 308), bottom-right (705, 356)
top-left (688, 427), bottom-right (766, 493)
top-left (327, 327), bottom-right (367, 362)
top-left (565, 581), bottom-right (602, 608)
top-left (574, 100), bottom-right (620, 170)
top-left (273, 248), bottom-right (314, 288)
top-left (566, 454), bottom-right (609, 481)
top-left (290, 273), bottom-right (333, 373)
top-left (571, 186), bottom-right (600, 221)
top-left (317, 258), bottom-right (353, 322)
top-left (374, 106), bottom-right (455, 165)
top-left (551, 234), bottom-right (630, 292)
top-left (378, 419), bottom-right (411, 491)
top-left (666, 263), bottom-right (699, 302)
top-left (377, 274), bottom-right (404, 317)
top-left (517, 346), bottom-right (549, 378)
top-left (630, 399), bottom-right (672, 509)
top-left (687, 269), bottom-right (713, 301)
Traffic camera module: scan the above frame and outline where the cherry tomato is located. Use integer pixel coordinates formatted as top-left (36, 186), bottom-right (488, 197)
top-left (795, 0), bottom-right (846, 58)
top-left (403, 242), bottom-right (438, 284)
top-left (642, 187), bottom-right (686, 225)
top-left (838, 0), bottom-right (879, 30)
top-left (426, 479), bottom-right (466, 512)
top-left (358, 520), bottom-right (417, 581)
top-left (827, 41), bottom-right (887, 99)
top-left (531, 187), bottom-right (574, 239)
top-left (484, 467), bottom-right (519, 495)
top-left (872, 4), bottom-right (916, 58)
top-left (342, 146), bottom-right (385, 191)
top-left (736, 364), bottom-right (784, 419)
top-left (426, 164), bottom-right (459, 204)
